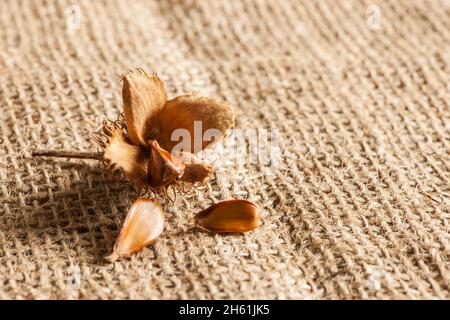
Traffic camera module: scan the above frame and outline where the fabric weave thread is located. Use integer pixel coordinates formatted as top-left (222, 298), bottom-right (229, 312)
top-left (0, 0), bottom-right (449, 299)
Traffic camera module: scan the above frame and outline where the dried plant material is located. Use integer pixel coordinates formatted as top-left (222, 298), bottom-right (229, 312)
top-left (107, 198), bottom-right (165, 262)
top-left (147, 140), bottom-right (185, 189)
top-left (177, 151), bottom-right (213, 185)
top-left (32, 69), bottom-right (235, 197)
top-left (194, 199), bottom-right (260, 233)
top-left (122, 68), bottom-right (167, 146)
top-left (92, 121), bottom-right (149, 186)
top-left (151, 94), bottom-right (235, 153)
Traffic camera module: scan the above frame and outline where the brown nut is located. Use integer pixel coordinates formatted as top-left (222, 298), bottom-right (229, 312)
top-left (107, 198), bottom-right (165, 262)
top-left (147, 140), bottom-right (185, 188)
top-left (194, 199), bottom-right (260, 233)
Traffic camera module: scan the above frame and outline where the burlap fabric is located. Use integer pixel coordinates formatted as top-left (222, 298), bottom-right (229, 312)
top-left (0, 0), bottom-right (449, 299)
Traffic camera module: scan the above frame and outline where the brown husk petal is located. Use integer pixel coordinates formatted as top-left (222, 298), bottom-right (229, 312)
top-left (122, 68), bottom-right (167, 146)
top-left (93, 121), bottom-right (149, 186)
top-left (177, 151), bottom-right (213, 185)
top-left (150, 94), bottom-right (235, 154)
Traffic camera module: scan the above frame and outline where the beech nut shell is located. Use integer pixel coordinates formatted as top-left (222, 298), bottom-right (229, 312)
top-left (147, 140), bottom-right (185, 188)
top-left (108, 198), bottom-right (165, 261)
top-left (194, 199), bottom-right (260, 233)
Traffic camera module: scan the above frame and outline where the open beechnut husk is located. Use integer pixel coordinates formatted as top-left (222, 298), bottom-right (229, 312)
top-left (32, 68), bottom-right (261, 261)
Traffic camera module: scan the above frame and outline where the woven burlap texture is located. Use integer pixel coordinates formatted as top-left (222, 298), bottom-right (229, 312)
top-left (0, 0), bottom-right (449, 299)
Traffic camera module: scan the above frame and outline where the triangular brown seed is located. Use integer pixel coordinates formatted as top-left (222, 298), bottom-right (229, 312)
top-left (147, 140), bottom-right (185, 188)
top-left (107, 198), bottom-right (165, 262)
top-left (194, 199), bottom-right (260, 233)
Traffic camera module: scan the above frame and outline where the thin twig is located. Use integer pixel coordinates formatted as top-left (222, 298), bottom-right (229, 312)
top-left (31, 150), bottom-right (103, 160)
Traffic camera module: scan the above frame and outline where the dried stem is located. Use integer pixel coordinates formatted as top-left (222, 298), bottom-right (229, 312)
top-left (31, 150), bottom-right (103, 160)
